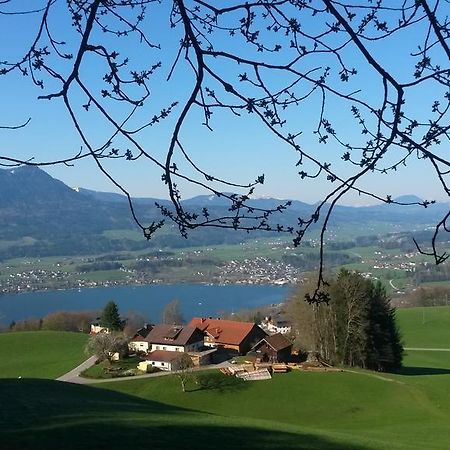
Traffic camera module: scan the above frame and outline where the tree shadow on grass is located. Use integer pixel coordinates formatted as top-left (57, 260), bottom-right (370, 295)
top-left (0, 379), bottom-right (369, 450)
top-left (399, 366), bottom-right (450, 376)
top-left (192, 371), bottom-right (249, 393)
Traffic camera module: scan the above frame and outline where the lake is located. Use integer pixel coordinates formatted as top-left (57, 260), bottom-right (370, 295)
top-left (0, 284), bottom-right (292, 325)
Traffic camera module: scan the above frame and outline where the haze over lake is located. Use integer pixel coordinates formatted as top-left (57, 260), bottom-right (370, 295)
top-left (0, 284), bottom-right (291, 325)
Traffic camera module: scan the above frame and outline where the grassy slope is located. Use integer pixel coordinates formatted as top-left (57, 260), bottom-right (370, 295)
top-left (1, 359), bottom-right (449, 450)
top-left (0, 308), bottom-right (449, 449)
top-left (98, 362), bottom-right (450, 450)
top-left (0, 331), bottom-right (88, 379)
top-left (0, 378), bottom-right (363, 450)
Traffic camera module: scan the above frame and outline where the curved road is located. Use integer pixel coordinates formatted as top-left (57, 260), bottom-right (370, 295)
top-left (389, 279), bottom-right (400, 291)
top-left (57, 356), bottom-right (230, 385)
top-left (57, 356), bottom-right (98, 384)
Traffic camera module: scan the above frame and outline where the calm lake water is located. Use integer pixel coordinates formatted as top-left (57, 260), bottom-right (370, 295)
top-left (0, 284), bottom-right (291, 324)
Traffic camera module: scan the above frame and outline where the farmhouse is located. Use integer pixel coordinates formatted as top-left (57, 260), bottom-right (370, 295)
top-left (144, 324), bottom-right (205, 353)
top-left (188, 317), bottom-right (267, 355)
top-left (128, 324), bottom-right (153, 353)
top-left (250, 333), bottom-right (293, 363)
top-left (142, 350), bottom-right (189, 371)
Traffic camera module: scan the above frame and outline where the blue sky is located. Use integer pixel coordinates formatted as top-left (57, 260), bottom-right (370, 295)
top-left (0, 1), bottom-right (448, 205)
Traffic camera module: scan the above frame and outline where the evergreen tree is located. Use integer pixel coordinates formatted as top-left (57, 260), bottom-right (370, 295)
top-left (365, 282), bottom-right (404, 371)
top-left (100, 301), bottom-right (123, 331)
top-left (309, 270), bottom-right (404, 372)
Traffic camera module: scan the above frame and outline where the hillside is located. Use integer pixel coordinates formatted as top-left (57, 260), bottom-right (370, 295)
top-left (0, 331), bottom-right (88, 379)
top-left (0, 166), bottom-right (449, 260)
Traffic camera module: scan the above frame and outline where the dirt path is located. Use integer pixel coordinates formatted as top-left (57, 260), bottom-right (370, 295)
top-left (343, 369), bottom-right (405, 384)
top-left (405, 347), bottom-right (450, 352)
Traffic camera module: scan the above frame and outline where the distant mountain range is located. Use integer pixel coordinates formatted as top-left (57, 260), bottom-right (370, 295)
top-left (0, 166), bottom-right (448, 259)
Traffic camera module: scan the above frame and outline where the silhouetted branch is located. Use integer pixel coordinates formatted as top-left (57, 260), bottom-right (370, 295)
top-left (0, 0), bottom-right (449, 302)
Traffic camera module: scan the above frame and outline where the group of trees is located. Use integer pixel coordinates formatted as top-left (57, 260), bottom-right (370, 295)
top-left (8, 310), bottom-right (95, 333)
top-left (5, 300), bottom-right (140, 335)
top-left (414, 263), bottom-right (450, 284)
top-left (404, 286), bottom-right (450, 307)
top-left (288, 270), bottom-right (403, 372)
top-left (87, 300), bottom-right (128, 364)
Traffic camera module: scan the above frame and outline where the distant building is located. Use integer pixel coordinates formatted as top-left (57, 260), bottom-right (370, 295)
top-left (260, 315), bottom-right (292, 335)
top-left (188, 317), bottom-right (267, 355)
top-left (90, 322), bottom-right (109, 335)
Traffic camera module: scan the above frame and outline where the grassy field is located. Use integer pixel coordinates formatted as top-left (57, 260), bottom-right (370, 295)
top-left (0, 308), bottom-right (449, 449)
top-left (1, 351), bottom-right (449, 449)
top-left (0, 331), bottom-right (88, 379)
top-left (396, 306), bottom-right (450, 348)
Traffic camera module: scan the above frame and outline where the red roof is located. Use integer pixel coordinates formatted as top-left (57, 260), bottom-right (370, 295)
top-left (188, 317), bottom-right (262, 346)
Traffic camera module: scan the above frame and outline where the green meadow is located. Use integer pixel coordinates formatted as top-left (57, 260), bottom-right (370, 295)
top-left (0, 307), bottom-right (449, 449)
top-left (396, 306), bottom-right (450, 348)
top-left (0, 331), bottom-right (88, 379)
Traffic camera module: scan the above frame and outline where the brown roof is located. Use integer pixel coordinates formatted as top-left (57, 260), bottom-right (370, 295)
top-left (131, 324), bottom-right (153, 341)
top-left (144, 325), bottom-right (204, 346)
top-left (253, 333), bottom-right (292, 352)
top-left (188, 317), bottom-right (265, 346)
top-left (145, 350), bottom-right (185, 363)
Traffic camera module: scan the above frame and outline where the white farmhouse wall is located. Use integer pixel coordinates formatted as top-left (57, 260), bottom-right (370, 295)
top-left (147, 360), bottom-right (172, 371)
top-left (149, 340), bottom-right (203, 353)
top-left (129, 341), bottom-right (150, 352)
top-left (150, 343), bottom-right (184, 352)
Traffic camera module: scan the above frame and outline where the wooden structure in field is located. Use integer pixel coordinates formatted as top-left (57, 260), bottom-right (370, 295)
top-left (249, 333), bottom-right (293, 363)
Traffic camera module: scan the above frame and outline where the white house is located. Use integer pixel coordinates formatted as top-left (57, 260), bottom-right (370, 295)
top-left (260, 316), bottom-right (292, 335)
top-left (128, 324), bottom-right (153, 353)
top-left (143, 324), bottom-right (205, 353)
top-left (143, 350), bottom-right (191, 371)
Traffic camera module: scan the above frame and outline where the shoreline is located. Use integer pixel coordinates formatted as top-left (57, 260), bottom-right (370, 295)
top-left (0, 279), bottom-right (294, 298)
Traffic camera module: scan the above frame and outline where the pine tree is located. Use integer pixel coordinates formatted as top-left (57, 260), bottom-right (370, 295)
top-left (366, 282), bottom-right (403, 372)
top-left (100, 301), bottom-right (123, 331)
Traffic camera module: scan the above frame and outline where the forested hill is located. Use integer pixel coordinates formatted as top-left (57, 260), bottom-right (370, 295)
top-left (0, 167), bottom-right (136, 239)
top-left (0, 166), bottom-right (448, 259)
top-left (0, 167), bottom-right (144, 257)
